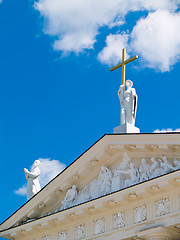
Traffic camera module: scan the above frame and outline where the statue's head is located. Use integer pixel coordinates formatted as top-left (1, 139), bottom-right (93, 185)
top-left (33, 160), bottom-right (40, 167)
top-left (72, 185), bottom-right (76, 190)
top-left (129, 162), bottom-right (134, 168)
top-left (126, 80), bottom-right (133, 88)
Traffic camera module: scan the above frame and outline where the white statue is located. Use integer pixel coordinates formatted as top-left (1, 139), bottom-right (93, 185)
top-left (96, 166), bottom-right (112, 196)
top-left (112, 154), bottom-right (130, 191)
top-left (118, 80), bottom-right (137, 125)
top-left (24, 160), bottom-right (41, 200)
top-left (172, 159), bottom-right (180, 170)
top-left (75, 185), bottom-right (90, 205)
top-left (159, 155), bottom-right (173, 174)
top-left (149, 157), bottom-right (163, 178)
top-left (94, 218), bottom-right (105, 235)
top-left (61, 185), bottom-right (77, 209)
top-left (117, 162), bottom-right (139, 187)
top-left (139, 159), bottom-right (151, 182)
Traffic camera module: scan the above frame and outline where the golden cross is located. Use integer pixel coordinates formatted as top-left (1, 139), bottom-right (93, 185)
top-left (110, 48), bottom-right (138, 86)
top-left (110, 48), bottom-right (138, 125)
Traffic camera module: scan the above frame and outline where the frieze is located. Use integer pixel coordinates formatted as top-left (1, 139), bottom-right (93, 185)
top-left (55, 155), bottom-right (179, 211)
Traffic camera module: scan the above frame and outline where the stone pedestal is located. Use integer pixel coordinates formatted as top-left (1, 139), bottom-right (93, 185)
top-left (137, 226), bottom-right (176, 240)
top-left (113, 123), bottom-right (140, 134)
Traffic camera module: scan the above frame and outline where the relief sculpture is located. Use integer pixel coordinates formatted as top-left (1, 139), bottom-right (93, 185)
top-left (56, 156), bottom-right (180, 211)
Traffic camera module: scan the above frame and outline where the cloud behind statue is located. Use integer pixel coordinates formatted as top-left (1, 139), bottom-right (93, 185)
top-left (14, 158), bottom-right (66, 197)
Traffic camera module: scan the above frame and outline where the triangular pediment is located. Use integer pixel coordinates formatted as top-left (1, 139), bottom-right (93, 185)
top-left (1, 133), bottom-right (180, 235)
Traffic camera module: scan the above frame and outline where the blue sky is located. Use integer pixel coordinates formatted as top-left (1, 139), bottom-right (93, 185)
top-left (0, 0), bottom-right (180, 229)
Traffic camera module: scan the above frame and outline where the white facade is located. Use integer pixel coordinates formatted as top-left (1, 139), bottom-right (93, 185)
top-left (0, 133), bottom-right (180, 240)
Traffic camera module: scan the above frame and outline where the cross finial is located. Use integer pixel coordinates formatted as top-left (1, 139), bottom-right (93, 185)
top-left (110, 48), bottom-right (138, 126)
top-left (110, 48), bottom-right (138, 86)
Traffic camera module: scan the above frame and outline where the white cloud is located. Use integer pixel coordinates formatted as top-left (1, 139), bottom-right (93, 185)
top-left (34, 0), bottom-right (180, 55)
top-left (14, 184), bottom-right (27, 196)
top-left (38, 158), bottom-right (66, 187)
top-left (15, 158), bottom-right (66, 196)
top-left (98, 33), bottom-right (129, 66)
top-left (131, 10), bottom-right (180, 72)
top-left (154, 128), bottom-right (180, 133)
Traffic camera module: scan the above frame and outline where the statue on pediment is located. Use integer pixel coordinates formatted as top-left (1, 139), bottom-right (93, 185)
top-left (116, 162), bottom-right (139, 187)
top-left (61, 185), bottom-right (77, 209)
top-left (24, 160), bottom-right (41, 200)
top-left (159, 155), bottom-right (173, 174)
top-left (112, 154), bottom-right (130, 191)
top-left (96, 166), bottom-right (112, 196)
top-left (149, 157), bottom-right (163, 178)
top-left (172, 159), bottom-right (180, 170)
top-left (118, 80), bottom-right (137, 126)
top-left (139, 158), bottom-right (151, 181)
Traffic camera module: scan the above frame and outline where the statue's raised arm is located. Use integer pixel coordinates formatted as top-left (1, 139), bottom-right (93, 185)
top-left (24, 160), bottom-right (41, 200)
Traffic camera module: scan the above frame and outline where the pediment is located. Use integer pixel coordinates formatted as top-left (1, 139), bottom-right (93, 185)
top-left (1, 133), bottom-right (180, 234)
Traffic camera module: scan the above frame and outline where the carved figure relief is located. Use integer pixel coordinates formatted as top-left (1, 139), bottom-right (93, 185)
top-left (173, 159), bottom-right (180, 170)
top-left (113, 212), bottom-right (125, 229)
top-left (150, 157), bottom-right (163, 178)
top-left (75, 224), bottom-right (86, 239)
top-left (54, 156), bottom-right (180, 212)
top-left (58, 231), bottom-right (68, 240)
top-left (139, 159), bottom-right (151, 181)
top-left (96, 166), bottom-right (112, 196)
top-left (61, 185), bottom-right (77, 209)
top-left (134, 205), bottom-right (147, 224)
top-left (155, 198), bottom-right (169, 216)
top-left (159, 155), bottom-right (173, 174)
top-left (94, 218), bottom-right (105, 235)
top-left (117, 162), bottom-right (139, 187)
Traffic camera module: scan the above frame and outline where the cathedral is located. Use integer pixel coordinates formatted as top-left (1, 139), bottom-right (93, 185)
top-left (0, 49), bottom-right (180, 240)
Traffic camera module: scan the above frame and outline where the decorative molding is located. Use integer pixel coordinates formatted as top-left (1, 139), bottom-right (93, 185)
top-left (43, 236), bottom-right (50, 240)
top-left (113, 212), bottom-right (125, 229)
top-left (134, 205), bottom-right (147, 224)
top-left (72, 174), bottom-right (79, 181)
top-left (38, 203), bottom-right (45, 209)
top-left (55, 189), bottom-right (62, 195)
top-left (90, 159), bottom-right (98, 166)
top-left (58, 230), bottom-right (68, 240)
top-left (129, 193), bottom-right (137, 199)
top-left (155, 198), bottom-right (169, 217)
top-left (75, 224), bottom-right (86, 239)
top-left (93, 218), bottom-right (105, 235)
top-left (151, 185), bottom-right (159, 191)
